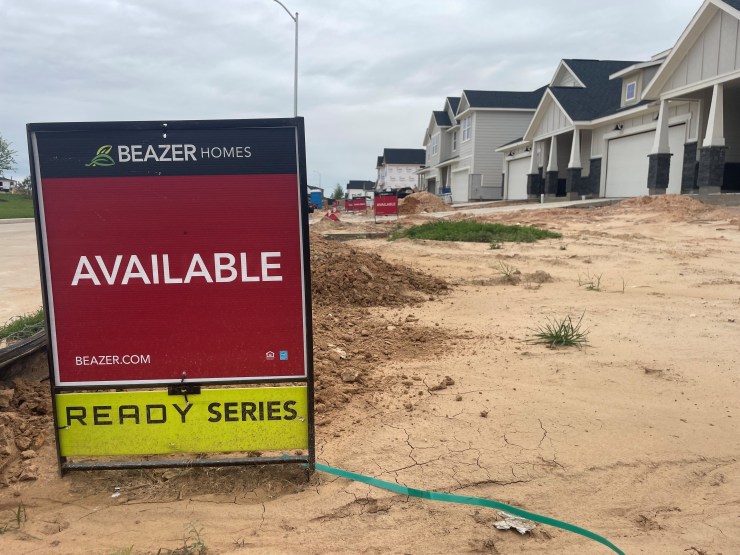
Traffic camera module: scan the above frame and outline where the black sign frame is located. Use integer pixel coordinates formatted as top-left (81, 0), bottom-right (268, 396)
top-left (27, 118), bottom-right (315, 475)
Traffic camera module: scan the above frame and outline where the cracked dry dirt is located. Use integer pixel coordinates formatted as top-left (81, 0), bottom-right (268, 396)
top-left (1, 197), bottom-right (740, 554)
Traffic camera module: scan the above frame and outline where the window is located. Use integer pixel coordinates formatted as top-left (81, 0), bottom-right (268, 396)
top-left (462, 117), bottom-right (472, 142)
top-left (431, 133), bottom-right (439, 155)
top-left (452, 131), bottom-right (458, 151)
top-left (625, 81), bottom-right (637, 102)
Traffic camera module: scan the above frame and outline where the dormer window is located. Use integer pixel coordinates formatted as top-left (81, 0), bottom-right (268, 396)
top-left (625, 81), bottom-right (637, 102)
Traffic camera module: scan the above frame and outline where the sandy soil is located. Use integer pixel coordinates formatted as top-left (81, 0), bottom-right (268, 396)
top-left (1, 197), bottom-right (739, 554)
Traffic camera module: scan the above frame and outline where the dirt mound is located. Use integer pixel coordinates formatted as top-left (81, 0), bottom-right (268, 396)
top-left (311, 216), bottom-right (351, 231)
top-left (310, 235), bottom-right (448, 307)
top-left (616, 194), bottom-right (712, 218)
top-left (312, 307), bottom-right (453, 417)
top-left (0, 379), bottom-right (52, 485)
top-left (399, 192), bottom-right (448, 215)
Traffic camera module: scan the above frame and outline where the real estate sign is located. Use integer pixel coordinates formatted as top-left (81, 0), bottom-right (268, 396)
top-left (28, 119), bottom-right (314, 471)
top-left (30, 120), bottom-right (312, 387)
top-left (345, 198), bottom-right (367, 212)
top-left (374, 192), bottom-right (398, 217)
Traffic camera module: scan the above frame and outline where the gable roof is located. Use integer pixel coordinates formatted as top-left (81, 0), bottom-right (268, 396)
top-left (550, 61), bottom-right (586, 87)
top-left (433, 111), bottom-right (452, 127)
top-left (643, 0), bottom-right (740, 98)
top-left (446, 97), bottom-right (460, 114)
top-left (460, 86), bottom-right (547, 112)
top-left (549, 59), bottom-right (639, 120)
top-left (376, 156), bottom-right (383, 168)
top-left (382, 148), bottom-right (426, 165)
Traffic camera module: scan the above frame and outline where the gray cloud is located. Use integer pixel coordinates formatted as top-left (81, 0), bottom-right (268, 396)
top-left (1, 0), bottom-right (701, 188)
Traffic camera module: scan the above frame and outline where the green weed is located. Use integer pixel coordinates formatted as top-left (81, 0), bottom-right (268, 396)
top-left (530, 313), bottom-right (589, 348)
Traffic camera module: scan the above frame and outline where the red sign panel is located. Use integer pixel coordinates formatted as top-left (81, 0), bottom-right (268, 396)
top-left (346, 198), bottom-right (367, 212)
top-left (374, 194), bottom-right (398, 216)
top-left (30, 121), bottom-right (311, 387)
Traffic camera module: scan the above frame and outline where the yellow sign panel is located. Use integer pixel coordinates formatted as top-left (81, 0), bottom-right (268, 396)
top-left (55, 386), bottom-right (308, 456)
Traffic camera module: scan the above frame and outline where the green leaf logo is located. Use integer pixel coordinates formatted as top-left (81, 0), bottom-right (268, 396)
top-left (85, 145), bottom-right (115, 167)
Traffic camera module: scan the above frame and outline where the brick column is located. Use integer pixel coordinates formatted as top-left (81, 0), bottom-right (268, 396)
top-left (698, 84), bottom-right (726, 194)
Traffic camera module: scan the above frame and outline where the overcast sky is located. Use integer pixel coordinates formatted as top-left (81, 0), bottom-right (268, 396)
top-left (1, 0), bottom-right (703, 189)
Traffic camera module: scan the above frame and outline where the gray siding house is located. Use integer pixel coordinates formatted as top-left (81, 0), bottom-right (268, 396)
top-left (420, 88), bottom-right (545, 203)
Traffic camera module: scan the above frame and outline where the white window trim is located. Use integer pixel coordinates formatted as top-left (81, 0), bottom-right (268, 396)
top-left (625, 81), bottom-right (637, 102)
top-left (462, 117), bottom-right (472, 142)
top-left (431, 133), bottom-right (440, 155)
top-left (452, 131), bottom-right (458, 151)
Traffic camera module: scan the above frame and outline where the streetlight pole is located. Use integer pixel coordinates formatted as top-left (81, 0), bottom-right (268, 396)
top-left (272, 0), bottom-right (298, 117)
top-left (313, 170), bottom-right (321, 188)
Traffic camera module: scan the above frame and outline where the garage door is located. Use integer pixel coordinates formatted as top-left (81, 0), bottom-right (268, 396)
top-left (451, 170), bottom-right (469, 203)
top-left (605, 125), bottom-right (686, 197)
top-left (506, 157), bottom-right (530, 200)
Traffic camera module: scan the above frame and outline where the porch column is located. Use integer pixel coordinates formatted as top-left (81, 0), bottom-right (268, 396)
top-left (545, 136), bottom-right (559, 197)
top-left (526, 141), bottom-right (541, 198)
top-left (698, 83), bottom-right (727, 194)
top-left (566, 128), bottom-right (582, 199)
top-left (647, 100), bottom-right (671, 195)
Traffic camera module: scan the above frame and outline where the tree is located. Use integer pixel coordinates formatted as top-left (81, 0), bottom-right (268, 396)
top-left (0, 134), bottom-right (17, 175)
top-left (331, 184), bottom-right (344, 200)
top-left (16, 176), bottom-right (32, 198)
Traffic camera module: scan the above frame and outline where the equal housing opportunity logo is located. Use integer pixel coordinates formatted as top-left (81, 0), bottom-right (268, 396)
top-left (84, 143), bottom-right (252, 167)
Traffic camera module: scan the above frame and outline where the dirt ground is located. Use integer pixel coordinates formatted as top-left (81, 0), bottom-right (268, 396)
top-left (1, 196), bottom-right (739, 554)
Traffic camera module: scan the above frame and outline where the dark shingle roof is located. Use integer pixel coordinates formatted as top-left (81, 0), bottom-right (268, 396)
top-left (723, 0), bottom-right (740, 11)
top-left (346, 180), bottom-right (375, 191)
top-left (462, 86), bottom-right (547, 111)
top-left (382, 148), bottom-right (426, 165)
top-left (549, 59), bottom-right (639, 120)
top-left (447, 97), bottom-right (460, 113)
top-left (376, 156), bottom-right (383, 168)
top-left (433, 111), bottom-right (452, 126)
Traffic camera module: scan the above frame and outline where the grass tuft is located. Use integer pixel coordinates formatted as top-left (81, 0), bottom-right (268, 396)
top-left (495, 261), bottom-right (521, 285)
top-left (0, 502), bottom-right (27, 534)
top-left (391, 221), bottom-right (561, 243)
top-left (0, 308), bottom-right (45, 345)
top-left (530, 313), bottom-right (589, 348)
top-left (578, 271), bottom-right (603, 291)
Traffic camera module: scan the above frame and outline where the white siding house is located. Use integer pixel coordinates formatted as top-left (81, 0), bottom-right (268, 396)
top-left (376, 149), bottom-right (425, 193)
top-left (499, 0), bottom-right (740, 200)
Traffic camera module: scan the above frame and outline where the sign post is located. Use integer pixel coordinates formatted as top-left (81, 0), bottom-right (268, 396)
top-left (28, 118), bottom-right (314, 474)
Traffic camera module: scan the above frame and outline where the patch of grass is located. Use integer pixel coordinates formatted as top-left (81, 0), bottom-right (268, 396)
top-left (0, 308), bottom-right (45, 344)
top-left (578, 271), bottom-right (603, 291)
top-left (391, 221), bottom-right (561, 244)
top-left (108, 548), bottom-right (134, 555)
top-left (0, 502), bottom-right (27, 534)
top-left (0, 194), bottom-right (34, 219)
top-left (156, 522), bottom-right (207, 555)
top-left (495, 260), bottom-right (521, 285)
top-left (530, 313), bottom-right (589, 348)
